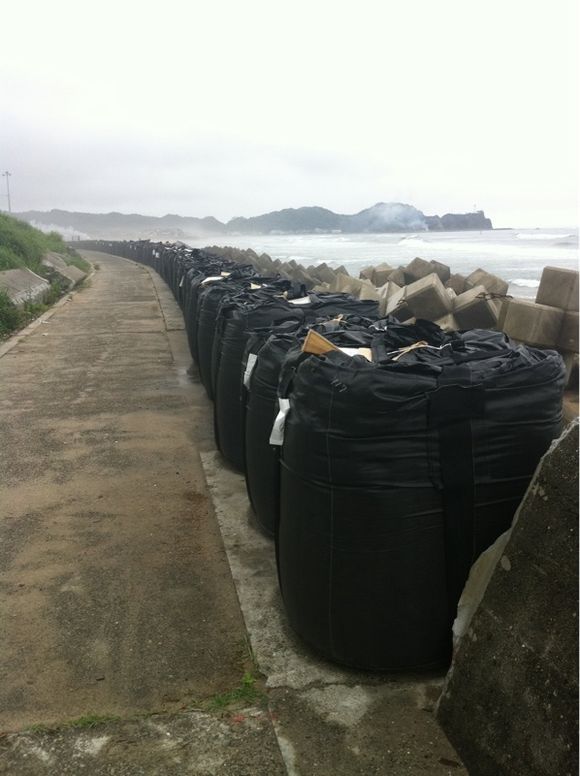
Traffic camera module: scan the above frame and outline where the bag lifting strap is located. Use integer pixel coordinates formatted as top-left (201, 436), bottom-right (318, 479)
top-left (429, 366), bottom-right (485, 613)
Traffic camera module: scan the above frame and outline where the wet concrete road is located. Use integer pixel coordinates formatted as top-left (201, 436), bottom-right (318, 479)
top-left (0, 253), bottom-right (286, 773)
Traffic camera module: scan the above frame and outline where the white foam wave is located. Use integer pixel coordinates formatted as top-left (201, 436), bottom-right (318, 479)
top-left (516, 232), bottom-right (574, 241)
top-left (397, 235), bottom-right (426, 246)
top-left (509, 278), bottom-right (541, 288)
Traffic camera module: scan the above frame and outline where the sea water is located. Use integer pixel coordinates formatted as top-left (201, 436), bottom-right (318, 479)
top-left (187, 227), bottom-right (579, 298)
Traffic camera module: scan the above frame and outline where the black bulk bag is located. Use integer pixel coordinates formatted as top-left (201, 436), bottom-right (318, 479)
top-left (197, 277), bottom-right (301, 398)
top-left (214, 295), bottom-right (380, 473)
top-left (244, 319), bottom-right (377, 537)
top-left (276, 328), bottom-right (565, 671)
top-left (182, 257), bottom-right (236, 361)
top-left (209, 280), bottom-right (309, 397)
top-left (213, 298), bottom-right (307, 471)
top-left (189, 265), bottom-right (255, 370)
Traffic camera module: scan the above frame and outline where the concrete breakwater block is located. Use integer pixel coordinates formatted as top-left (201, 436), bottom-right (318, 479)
top-left (359, 266), bottom-right (375, 282)
top-left (357, 278), bottom-right (380, 301)
top-left (536, 266), bottom-right (579, 312)
top-left (376, 281), bottom-right (401, 317)
top-left (404, 272), bottom-right (451, 321)
top-left (429, 259), bottom-right (451, 284)
top-left (437, 420), bottom-right (579, 776)
top-left (558, 311), bottom-right (579, 353)
top-left (0, 268), bottom-right (51, 307)
top-left (313, 263), bottom-right (337, 285)
top-left (336, 274), bottom-right (364, 296)
top-left (385, 286), bottom-right (414, 322)
top-left (404, 256), bottom-right (433, 283)
top-left (371, 262), bottom-right (393, 287)
top-left (465, 268), bottom-right (509, 297)
top-left (387, 266), bottom-right (408, 286)
top-left (453, 285), bottom-right (499, 329)
top-left (434, 313), bottom-right (459, 332)
top-left (446, 273), bottom-right (467, 295)
top-left (500, 299), bottom-right (564, 348)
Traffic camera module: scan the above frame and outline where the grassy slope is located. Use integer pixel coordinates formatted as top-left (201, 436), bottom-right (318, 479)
top-left (0, 214), bottom-right (90, 337)
top-left (0, 213), bottom-right (90, 273)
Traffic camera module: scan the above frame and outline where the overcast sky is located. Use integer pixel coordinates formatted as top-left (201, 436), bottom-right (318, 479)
top-left (1, 0), bottom-right (578, 227)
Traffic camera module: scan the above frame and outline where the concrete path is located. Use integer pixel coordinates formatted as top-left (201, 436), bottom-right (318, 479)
top-left (0, 253), bottom-right (286, 774)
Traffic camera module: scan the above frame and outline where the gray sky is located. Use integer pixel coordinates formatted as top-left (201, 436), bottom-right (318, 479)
top-left (1, 0), bottom-right (578, 227)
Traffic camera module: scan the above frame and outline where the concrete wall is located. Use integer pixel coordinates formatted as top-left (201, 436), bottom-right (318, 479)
top-left (0, 268), bottom-right (51, 308)
top-left (437, 420), bottom-right (579, 776)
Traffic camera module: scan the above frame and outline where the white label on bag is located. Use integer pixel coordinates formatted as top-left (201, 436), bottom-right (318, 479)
top-left (179, 275), bottom-right (184, 288)
top-left (288, 296), bottom-right (312, 305)
top-left (269, 398), bottom-right (291, 446)
top-left (243, 353), bottom-right (258, 389)
top-left (201, 275), bottom-right (225, 285)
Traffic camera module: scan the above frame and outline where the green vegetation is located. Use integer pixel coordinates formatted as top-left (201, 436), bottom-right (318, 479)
top-left (0, 290), bottom-right (21, 337)
top-left (26, 714), bottom-right (121, 733)
top-left (0, 213), bottom-right (89, 338)
top-left (206, 671), bottom-right (265, 711)
top-left (0, 212), bottom-right (81, 272)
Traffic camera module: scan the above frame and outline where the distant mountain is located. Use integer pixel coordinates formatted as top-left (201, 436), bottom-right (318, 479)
top-left (13, 204), bottom-right (492, 240)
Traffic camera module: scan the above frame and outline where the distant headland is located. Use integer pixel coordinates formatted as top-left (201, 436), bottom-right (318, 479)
top-left (13, 203), bottom-right (492, 241)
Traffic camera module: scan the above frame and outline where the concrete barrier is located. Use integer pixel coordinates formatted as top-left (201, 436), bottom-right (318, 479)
top-left (371, 262), bottom-right (393, 287)
top-left (357, 278), bottom-right (380, 301)
top-left (385, 286), bottom-right (414, 321)
top-left (429, 259), bottom-right (451, 283)
top-left (387, 266), bottom-right (408, 286)
top-left (446, 273), bottom-right (468, 295)
top-left (376, 281), bottom-right (401, 317)
top-left (359, 266), bottom-right (375, 282)
top-left (437, 420), bottom-right (579, 776)
top-left (336, 274), bottom-right (364, 296)
top-left (0, 268), bottom-right (51, 307)
top-left (434, 313), bottom-right (459, 332)
top-left (42, 254), bottom-right (87, 289)
top-left (500, 299), bottom-right (565, 348)
top-left (453, 286), bottom-right (499, 329)
top-left (466, 268), bottom-right (509, 297)
top-left (536, 266), bottom-right (579, 312)
top-left (404, 256), bottom-right (433, 283)
top-left (313, 263), bottom-right (337, 285)
top-left (404, 272), bottom-right (452, 320)
top-left (558, 311), bottom-right (579, 353)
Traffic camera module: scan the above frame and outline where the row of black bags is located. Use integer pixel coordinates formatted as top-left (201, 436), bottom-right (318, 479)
top-left (85, 240), bottom-right (566, 671)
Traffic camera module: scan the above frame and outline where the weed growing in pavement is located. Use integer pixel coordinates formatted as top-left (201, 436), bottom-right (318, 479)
top-left (25, 714), bottom-right (121, 733)
top-left (206, 672), bottom-right (265, 711)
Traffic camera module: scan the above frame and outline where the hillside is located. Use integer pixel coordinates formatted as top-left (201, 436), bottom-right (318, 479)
top-left (13, 203), bottom-right (493, 240)
top-left (0, 213), bottom-right (89, 274)
top-left (0, 214), bottom-right (90, 337)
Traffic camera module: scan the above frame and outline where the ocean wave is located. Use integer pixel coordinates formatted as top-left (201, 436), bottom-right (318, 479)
top-left (397, 235), bottom-right (426, 246)
top-left (509, 278), bottom-right (541, 288)
top-left (516, 232), bottom-right (575, 241)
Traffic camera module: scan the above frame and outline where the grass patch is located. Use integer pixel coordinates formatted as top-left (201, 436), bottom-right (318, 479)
top-left (26, 714), bottom-right (121, 733)
top-left (0, 290), bottom-right (21, 338)
top-left (206, 672), bottom-right (265, 711)
top-left (65, 254), bottom-right (91, 273)
top-left (0, 213), bottom-right (86, 274)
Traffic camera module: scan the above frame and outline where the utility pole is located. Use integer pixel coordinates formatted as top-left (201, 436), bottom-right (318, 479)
top-left (2, 171), bottom-right (12, 213)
